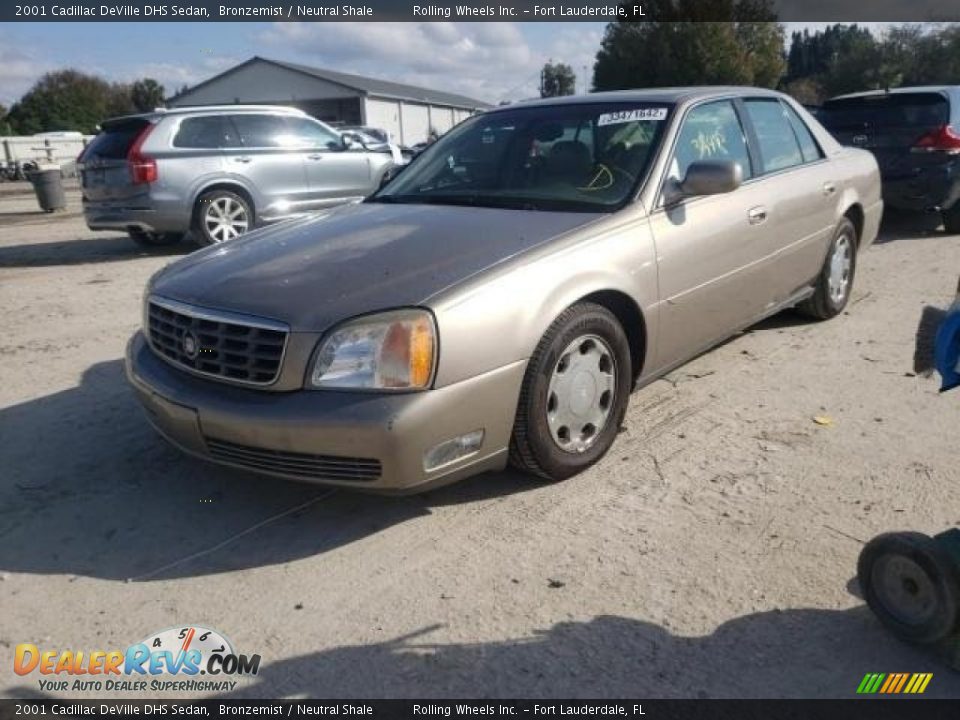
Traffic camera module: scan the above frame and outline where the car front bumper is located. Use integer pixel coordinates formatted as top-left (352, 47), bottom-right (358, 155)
top-left (125, 332), bottom-right (525, 493)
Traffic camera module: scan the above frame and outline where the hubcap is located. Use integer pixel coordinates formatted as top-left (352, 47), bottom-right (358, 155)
top-left (828, 233), bottom-right (852, 305)
top-left (546, 334), bottom-right (616, 454)
top-left (204, 197), bottom-right (249, 243)
top-left (872, 554), bottom-right (937, 626)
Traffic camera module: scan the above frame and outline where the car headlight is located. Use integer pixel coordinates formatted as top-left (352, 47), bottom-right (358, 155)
top-left (309, 309), bottom-right (436, 390)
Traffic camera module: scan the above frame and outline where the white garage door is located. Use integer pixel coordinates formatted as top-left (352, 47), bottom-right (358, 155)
top-left (400, 103), bottom-right (431, 146)
top-left (364, 99), bottom-right (401, 144)
top-left (428, 107), bottom-right (455, 135)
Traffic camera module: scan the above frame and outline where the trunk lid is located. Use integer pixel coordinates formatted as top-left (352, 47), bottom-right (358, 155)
top-left (79, 117), bottom-right (152, 203)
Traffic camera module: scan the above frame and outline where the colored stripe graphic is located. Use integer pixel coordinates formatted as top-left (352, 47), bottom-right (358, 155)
top-left (857, 673), bottom-right (932, 694)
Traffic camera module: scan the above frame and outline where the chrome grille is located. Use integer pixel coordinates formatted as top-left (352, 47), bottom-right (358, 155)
top-left (147, 298), bottom-right (288, 385)
top-left (205, 438), bottom-right (382, 482)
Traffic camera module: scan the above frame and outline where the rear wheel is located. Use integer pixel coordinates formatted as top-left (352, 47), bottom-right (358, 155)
top-left (128, 230), bottom-right (182, 247)
top-left (798, 217), bottom-right (857, 320)
top-left (942, 204), bottom-right (960, 234)
top-left (509, 302), bottom-right (632, 481)
top-left (193, 189), bottom-right (253, 246)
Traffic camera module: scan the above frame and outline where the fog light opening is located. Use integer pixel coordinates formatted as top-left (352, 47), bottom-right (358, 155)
top-left (423, 429), bottom-right (484, 472)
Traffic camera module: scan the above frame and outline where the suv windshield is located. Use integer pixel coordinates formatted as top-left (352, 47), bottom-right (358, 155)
top-left (372, 103), bottom-right (672, 212)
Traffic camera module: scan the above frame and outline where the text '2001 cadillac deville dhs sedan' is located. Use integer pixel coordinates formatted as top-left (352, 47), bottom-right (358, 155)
top-left (126, 87), bottom-right (882, 492)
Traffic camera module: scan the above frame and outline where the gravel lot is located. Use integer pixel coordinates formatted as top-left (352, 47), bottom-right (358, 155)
top-left (2, 182), bottom-right (960, 699)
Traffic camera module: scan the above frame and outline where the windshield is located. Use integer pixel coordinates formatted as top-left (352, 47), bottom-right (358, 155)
top-left (371, 102), bottom-right (672, 212)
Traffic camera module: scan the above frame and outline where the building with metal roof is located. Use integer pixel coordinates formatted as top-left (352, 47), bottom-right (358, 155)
top-left (167, 56), bottom-right (492, 145)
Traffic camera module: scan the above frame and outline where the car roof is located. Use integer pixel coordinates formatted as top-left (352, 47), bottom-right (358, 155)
top-left (825, 86), bottom-right (960, 103)
top-left (102, 105), bottom-right (308, 126)
top-left (490, 86), bottom-right (784, 112)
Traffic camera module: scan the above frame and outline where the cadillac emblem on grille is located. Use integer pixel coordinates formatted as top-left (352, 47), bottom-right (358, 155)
top-left (182, 331), bottom-right (199, 359)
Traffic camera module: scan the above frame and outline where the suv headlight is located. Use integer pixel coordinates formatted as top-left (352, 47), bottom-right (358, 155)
top-left (309, 309), bottom-right (437, 390)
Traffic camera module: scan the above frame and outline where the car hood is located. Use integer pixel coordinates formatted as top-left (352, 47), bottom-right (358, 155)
top-left (151, 202), bottom-right (602, 332)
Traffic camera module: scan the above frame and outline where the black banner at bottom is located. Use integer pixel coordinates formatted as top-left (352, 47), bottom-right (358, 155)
top-left (2, 700), bottom-right (960, 720)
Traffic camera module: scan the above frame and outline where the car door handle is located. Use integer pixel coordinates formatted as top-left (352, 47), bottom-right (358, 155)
top-left (233, 156), bottom-right (252, 164)
top-left (823, 182), bottom-right (837, 196)
top-left (307, 154), bottom-right (324, 161)
top-left (747, 206), bottom-right (767, 225)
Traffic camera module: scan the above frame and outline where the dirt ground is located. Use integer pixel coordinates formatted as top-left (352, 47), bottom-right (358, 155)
top-left (2, 182), bottom-right (960, 700)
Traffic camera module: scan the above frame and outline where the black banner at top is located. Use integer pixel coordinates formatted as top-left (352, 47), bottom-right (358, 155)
top-left (4, 0), bottom-right (960, 22)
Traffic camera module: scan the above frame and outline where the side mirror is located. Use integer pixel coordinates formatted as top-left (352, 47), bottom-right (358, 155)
top-left (679, 160), bottom-right (742, 198)
top-left (341, 133), bottom-right (366, 150)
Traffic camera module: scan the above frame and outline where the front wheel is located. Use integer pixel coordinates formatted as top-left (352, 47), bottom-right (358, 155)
top-left (509, 302), bottom-right (632, 481)
top-left (193, 189), bottom-right (253, 246)
top-left (798, 217), bottom-right (857, 320)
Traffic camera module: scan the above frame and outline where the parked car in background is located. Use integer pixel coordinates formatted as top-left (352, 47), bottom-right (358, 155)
top-left (338, 125), bottom-right (390, 144)
top-left (127, 87), bottom-right (881, 492)
top-left (78, 106), bottom-right (398, 247)
top-left (338, 125), bottom-right (413, 163)
top-left (820, 86), bottom-right (960, 232)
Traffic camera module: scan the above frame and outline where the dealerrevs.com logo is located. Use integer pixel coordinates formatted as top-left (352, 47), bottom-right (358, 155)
top-left (14, 626), bottom-right (261, 693)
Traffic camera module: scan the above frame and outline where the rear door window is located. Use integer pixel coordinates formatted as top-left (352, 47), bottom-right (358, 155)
top-left (173, 116), bottom-right (235, 149)
top-left (230, 114), bottom-right (289, 148)
top-left (82, 119), bottom-right (149, 160)
top-left (781, 102), bottom-right (823, 163)
top-left (744, 99), bottom-right (805, 174)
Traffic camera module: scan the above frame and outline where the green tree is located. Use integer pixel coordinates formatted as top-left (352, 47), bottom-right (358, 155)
top-left (0, 104), bottom-right (13, 136)
top-left (540, 62), bottom-right (577, 98)
top-left (592, 0), bottom-right (784, 91)
top-left (6, 70), bottom-right (129, 134)
top-left (131, 78), bottom-right (166, 112)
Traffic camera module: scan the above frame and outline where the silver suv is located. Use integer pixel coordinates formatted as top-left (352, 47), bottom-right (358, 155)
top-left (79, 105), bottom-right (397, 247)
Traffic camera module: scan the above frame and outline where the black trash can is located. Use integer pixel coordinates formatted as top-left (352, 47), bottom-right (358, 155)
top-left (27, 166), bottom-right (67, 213)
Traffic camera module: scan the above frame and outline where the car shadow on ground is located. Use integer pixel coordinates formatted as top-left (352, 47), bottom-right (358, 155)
top-left (0, 359), bottom-right (540, 583)
top-left (221, 609), bottom-right (960, 698)
top-left (0, 235), bottom-right (192, 268)
top-left (10, 609), bottom-right (960, 698)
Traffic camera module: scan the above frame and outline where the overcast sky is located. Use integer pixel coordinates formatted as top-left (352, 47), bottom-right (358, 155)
top-left (0, 21), bottom-right (893, 108)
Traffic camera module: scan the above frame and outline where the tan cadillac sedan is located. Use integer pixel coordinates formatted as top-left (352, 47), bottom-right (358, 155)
top-left (126, 87), bottom-right (882, 492)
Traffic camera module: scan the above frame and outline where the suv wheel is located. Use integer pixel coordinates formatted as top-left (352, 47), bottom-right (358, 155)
top-left (943, 204), bottom-right (960, 235)
top-left (509, 302), bottom-right (632, 481)
top-left (128, 230), bottom-right (182, 247)
top-left (194, 189), bottom-right (253, 246)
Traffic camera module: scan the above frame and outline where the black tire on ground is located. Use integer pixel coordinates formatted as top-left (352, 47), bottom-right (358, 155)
top-left (192, 189), bottom-right (254, 247)
top-left (128, 230), bottom-right (183, 247)
top-left (798, 217), bottom-right (857, 320)
top-left (857, 531), bottom-right (960, 645)
top-left (509, 302), bottom-right (632, 481)
top-left (942, 205), bottom-right (960, 234)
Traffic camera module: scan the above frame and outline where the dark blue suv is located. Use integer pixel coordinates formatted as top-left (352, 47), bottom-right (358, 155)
top-left (820, 87), bottom-right (960, 232)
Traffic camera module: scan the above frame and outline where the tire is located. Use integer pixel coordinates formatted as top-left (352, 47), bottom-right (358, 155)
top-left (798, 217), bottom-right (857, 320)
top-left (943, 205), bottom-right (960, 235)
top-left (509, 302), bottom-right (632, 481)
top-left (128, 230), bottom-right (183, 247)
top-left (193, 189), bottom-right (253, 246)
top-left (857, 532), bottom-right (960, 645)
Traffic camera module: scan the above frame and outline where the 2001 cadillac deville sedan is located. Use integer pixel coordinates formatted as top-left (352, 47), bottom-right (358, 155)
top-left (126, 87), bottom-right (882, 492)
